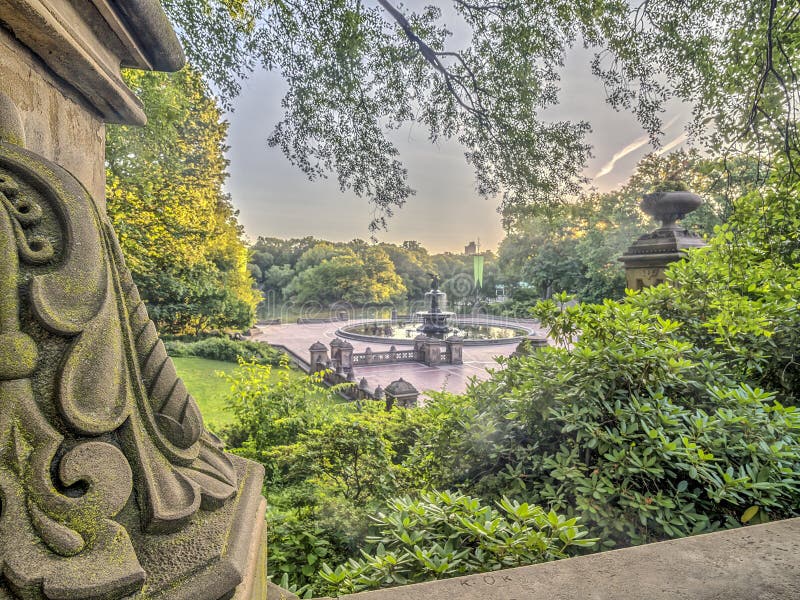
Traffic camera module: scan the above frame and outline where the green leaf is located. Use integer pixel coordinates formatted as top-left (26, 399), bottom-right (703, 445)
top-left (741, 506), bottom-right (759, 523)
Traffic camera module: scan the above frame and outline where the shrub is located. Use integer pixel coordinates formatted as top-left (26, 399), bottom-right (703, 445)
top-left (319, 490), bottom-right (596, 595)
top-left (165, 335), bottom-right (284, 365)
top-left (459, 185), bottom-right (800, 545)
top-left (221, 360), bottom-right (430, 596)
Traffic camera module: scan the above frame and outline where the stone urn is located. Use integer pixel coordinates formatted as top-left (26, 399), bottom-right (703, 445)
top-left (640, 190), bottom-right (703, 229)
top-left (618, 185), bottom-right (707, 290)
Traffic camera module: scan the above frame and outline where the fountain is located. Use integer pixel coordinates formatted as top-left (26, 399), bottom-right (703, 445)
top-left (335, 273), bottom-right (534, 345)
top-left (416, 274), bottom-right (455, 335)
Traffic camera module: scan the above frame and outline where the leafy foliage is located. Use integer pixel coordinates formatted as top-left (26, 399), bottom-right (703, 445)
top-left (164, 336), bottom-right (285, 365)
top-left (492, 151), bottom-right (755, 307)
top-left (218, 172), bottom-right (800, 596)
top-left (175, 149), bottom-right (800, 599)
top-left (284, 244), bottom-right (407, 305)
top-left (106, 68), bottom-right (260, 333)
top-left (486, 300), bottom-right (800, 545)
top-left (319, 490), bottom-right (596, 595)
top-left (162, 0), bottom-right (798, 227)
top-left (454, 170), bottom-right (800, 545)
top-left (218, 355), bottom-right (598, 595)
top-left (249, 236), bottom-right (502, 314)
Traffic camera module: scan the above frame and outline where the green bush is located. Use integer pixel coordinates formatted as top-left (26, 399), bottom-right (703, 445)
top-left (227, 174), bottom-right (800, 595)
top-left (319, 490), bottom-right (596, 595)
top-left (479, 307), bottom-right (800, 545)
top-left (454, 179), bottom-right (800, 546)
top-left (222, 361), bottom-right (430, 596)
top-left (266, 507), bottom-right (341, 599)
top-left (165, 335), bottom-right (284, 365)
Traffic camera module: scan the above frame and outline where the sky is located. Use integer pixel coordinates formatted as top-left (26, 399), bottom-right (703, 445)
top-left (225, 27), bottom-right (691, 254)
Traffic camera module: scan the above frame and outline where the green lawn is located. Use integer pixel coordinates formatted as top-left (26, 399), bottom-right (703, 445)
top-left (172, 356), bottom-right (314, 432)
top-left (172, 357), bottom-right (239, 430)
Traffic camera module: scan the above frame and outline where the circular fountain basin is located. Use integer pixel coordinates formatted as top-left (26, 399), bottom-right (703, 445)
top-left (337, 318), bottom-right (533, 346)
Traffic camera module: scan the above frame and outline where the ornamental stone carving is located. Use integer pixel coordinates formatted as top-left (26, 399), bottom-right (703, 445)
top-left (619, 189), bottom-right (707, 290)
top-left (0, 1), bottom-right (266, 596)
top-left (0, 135), bottom-right (262, 599)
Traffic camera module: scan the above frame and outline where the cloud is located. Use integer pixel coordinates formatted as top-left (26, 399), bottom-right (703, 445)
top-left (655, 132), bottom-right (688, 155)
top-left (595, 115), bottom-right (682, 179)
top-left (594, 135), bottom-right (650, 178)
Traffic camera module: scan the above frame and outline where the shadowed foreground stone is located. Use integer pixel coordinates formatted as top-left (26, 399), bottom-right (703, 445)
top-left (335, 518), bottom-right (800, 600)
top-left (0, 1), bottom-right (266, 598)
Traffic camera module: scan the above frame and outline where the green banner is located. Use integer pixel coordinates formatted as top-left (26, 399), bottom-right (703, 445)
top-left (473, 254), bottom-right (484, 289)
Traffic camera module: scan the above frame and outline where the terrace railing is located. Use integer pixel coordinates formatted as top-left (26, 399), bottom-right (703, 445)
top-left (352, 348), bottom-right (419, 365)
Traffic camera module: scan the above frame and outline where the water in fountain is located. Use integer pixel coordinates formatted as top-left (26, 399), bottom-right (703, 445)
top-left (416, 274), bottom-right (455, 336)
top-left (336, 275), bottom-right (533, 344)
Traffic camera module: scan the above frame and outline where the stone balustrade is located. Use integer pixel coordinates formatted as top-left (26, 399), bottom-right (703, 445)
top-left (310, 336), bottom-right (464, 373)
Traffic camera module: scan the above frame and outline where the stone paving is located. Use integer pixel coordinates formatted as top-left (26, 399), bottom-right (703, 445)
top-left (252, 318), bottom-right (548, 396)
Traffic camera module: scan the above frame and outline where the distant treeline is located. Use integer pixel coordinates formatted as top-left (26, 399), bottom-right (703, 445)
top-left (249, 151), bottom-right (748, 317)
top-left (247, 238), bottom-right (500, 311)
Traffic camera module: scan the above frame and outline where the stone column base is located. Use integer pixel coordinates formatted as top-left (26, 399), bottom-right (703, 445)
top-left (233, 498), bottom-right (268, 600)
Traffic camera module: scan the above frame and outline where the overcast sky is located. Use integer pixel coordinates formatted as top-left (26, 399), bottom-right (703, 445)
top-left (225, 27), bottom-right (691, 254)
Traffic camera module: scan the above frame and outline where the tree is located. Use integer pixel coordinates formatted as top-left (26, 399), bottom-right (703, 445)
top-left (262, 264), bottom-right (296, 296)
top-left (106, 68), bottom-right (260, 333)
top-left (377, 242), bottom-right (435, 300)
top-left (161, 0), bottom-right (799, 228)
top-left (295, 242), bottom-right (354, 272)
top-left (360, 246), bottom-right (408, 303)
top-left (283, 243), bottom-right (407, 305)
top-left (496, 151), bottom-right (757, 304)
top-left (251, 236), bottom-right (319, 270)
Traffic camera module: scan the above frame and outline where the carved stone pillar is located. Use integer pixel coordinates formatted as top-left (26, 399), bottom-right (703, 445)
top-left (413, 334), bottom-right (428, 361)
top-left (309, 341), bottom-right (329, 372)
top-left (0, 2), bottom-right (266, 599)
top-left (338, 340), bottom-right (354, 372)
top-left (329, 338), bottom-right (343, 371)
top-left (512, 334), bottom-right (549, 357)
top-left (422, 338), bottom-right (443, 367)
top-left (384, 379), bottom-right (419, 409)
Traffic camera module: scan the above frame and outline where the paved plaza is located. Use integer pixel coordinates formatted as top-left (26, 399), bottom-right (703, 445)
top-left (253, 318), bottom-right (548, 396)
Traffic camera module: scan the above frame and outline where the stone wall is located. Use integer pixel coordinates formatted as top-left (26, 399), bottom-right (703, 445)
top-left (0, 26), bottom-right (106, 204)
top-left (328, 517), bottom-right (800, 599)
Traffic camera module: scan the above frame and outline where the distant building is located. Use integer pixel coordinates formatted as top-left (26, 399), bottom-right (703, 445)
top-left (464, 241), bottom-right (478, 255)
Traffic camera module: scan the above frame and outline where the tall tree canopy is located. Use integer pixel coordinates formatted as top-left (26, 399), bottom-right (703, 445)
top-left (161, 0), bottom-right (799, 228)
top-left (283, 244), bottom-right (407, 304)
top-left (496, 150), bottom-right (757, 303)
top-left (106, 68), bottom-right (261, 333)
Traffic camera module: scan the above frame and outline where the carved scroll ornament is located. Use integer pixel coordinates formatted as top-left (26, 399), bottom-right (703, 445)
top-left (0, 141), bottom-right (238, 599)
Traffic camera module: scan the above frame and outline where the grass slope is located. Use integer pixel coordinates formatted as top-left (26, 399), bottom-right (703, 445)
top-left (172, 356), bottom-right (238, 430)
top-left (172, 356), bottom-right (312, 432)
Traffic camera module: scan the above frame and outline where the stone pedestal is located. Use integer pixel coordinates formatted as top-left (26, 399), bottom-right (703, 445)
top-left (422, 338), bottom-right (444, 366)
top-left (619, 190), bottom-right (707, 290)
top-left (338, 341), bottom-right (354, 371)
top-left (384, 379), bottom-right (419, 409)
top-left (512, 335), bottom-right (549, 357)
top-left (445, 336), bottom-right (463, 365)
top-left (309, 341), bottom-right (329, 372)
top-left (0, 2), bottom-right (266, 599)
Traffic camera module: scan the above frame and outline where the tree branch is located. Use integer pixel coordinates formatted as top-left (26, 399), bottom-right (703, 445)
top-left (377, 0), bottom-right (489, 119)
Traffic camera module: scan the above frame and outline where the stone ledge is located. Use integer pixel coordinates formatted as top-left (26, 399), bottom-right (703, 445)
top-left (333, 518), bottom-right (800, 599)
top-left (0, 0), bottom-right (182, 125)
